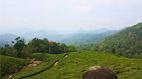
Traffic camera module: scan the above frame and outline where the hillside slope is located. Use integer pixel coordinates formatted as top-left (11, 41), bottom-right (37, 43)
top-left (11, 53), bottom-right (65, 79)
top-left (97, 23), bottom-right (142, 56)
top-left (0, 55), bottom-right (29, 79)
top-left (12, 52), bottom-right (142, 79)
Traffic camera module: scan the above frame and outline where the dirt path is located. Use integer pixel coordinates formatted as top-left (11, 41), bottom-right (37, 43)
top-left (12, 54), bottom-right (68, 79)
top-left (53, 54), bottom-right (68, 67)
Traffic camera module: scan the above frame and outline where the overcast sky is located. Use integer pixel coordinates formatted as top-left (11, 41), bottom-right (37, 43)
top-left (0, 0), bottom-right (142, 34)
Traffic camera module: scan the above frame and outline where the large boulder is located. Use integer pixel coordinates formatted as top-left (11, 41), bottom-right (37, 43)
top-left (83, 66), bottom-right (118, 79)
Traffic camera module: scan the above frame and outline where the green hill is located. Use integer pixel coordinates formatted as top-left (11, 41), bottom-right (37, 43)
top-left (96, 23), bottom-right (142, 56)
top-left (12, 52), bottom-right (142, 79)
top-left (11, 53), bottom-right (65, 79)
top-left (0, 55), bottom-right (29, 79)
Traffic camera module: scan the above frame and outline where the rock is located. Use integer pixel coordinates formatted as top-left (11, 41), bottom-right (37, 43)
top-left (89, 66), bottom-right (101, 70)
top-left (83, 66), bottom-right (118, 79)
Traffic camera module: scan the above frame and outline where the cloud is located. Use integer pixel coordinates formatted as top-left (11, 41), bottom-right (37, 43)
top-left (101, 0), bottom-right (129, 4)
top-left (71, 0), bottom-right (92, 13)
top-left (0, 0), bottom-right (142, 34)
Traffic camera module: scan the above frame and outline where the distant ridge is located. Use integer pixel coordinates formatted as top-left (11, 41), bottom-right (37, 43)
top-left (61, 29), bottom-right (118, 45)
top-left (0, 33), bottom-right (17, 47)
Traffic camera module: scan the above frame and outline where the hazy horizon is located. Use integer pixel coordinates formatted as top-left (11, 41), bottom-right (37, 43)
top-left (0, 0), bottom-right (142, 34)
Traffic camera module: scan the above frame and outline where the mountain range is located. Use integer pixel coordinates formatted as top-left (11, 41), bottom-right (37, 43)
top-left (61, 29), bottom-right (118, 45)
top-left (0, 33), bottom-right (17, 47)
top-left (0, 28), bottom-right (118, 46)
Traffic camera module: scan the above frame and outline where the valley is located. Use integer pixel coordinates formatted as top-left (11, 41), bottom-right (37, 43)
top-left (1, 0), bottom-right (142, 78)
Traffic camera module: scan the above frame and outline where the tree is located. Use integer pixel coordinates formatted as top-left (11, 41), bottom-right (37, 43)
top-left (67, 45), bottom-right (76, 52)
top-left (13, 37), bottom-right (26, 57)
top-left (112, 48), bottom-right (116, 54)
top-left (48, 41), bottom-right (59, 54)
top-left (28, 38), bottom-right (49, 53)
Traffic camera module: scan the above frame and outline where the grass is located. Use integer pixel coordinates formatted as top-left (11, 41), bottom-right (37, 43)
top-left (11, 53), bottom-right (65, 79)
top-left (0, 55), bottom-right (29, 79)
top-left (32, 53), bottom-right (65, 62)
top-left (12, 51), bottom-right (142, 79)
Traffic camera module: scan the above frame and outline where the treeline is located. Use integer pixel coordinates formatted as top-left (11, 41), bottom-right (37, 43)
top-left (0, 37), bottom-right (76, 59)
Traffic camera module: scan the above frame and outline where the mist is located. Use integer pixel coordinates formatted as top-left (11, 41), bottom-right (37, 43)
top-left (0, 0), bottom-right (142, 35)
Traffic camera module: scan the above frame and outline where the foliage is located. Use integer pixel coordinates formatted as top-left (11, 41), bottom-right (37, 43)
top-left (11, 53), bottom-right (65, 79)
top-left (28, 38), bottom-right (49, 53)
top-left (0, 37), bottom-right (75, 58)
top-left (78, 23), bottom-right (142, 57)
top-left (0, 37), bottom-right (75, 78)
top-left (1, 23), bottom-right (142, 79)
top-left (0, 37), bottom-right (32, 58)
top-left (13, 37), bottom-right (27, 58)
top-left (97, 23), bottom-right (142, 56)
top-left (0, 55), bottom-right (29, 79)
top-left (12, 52), bottom-right (142, 79)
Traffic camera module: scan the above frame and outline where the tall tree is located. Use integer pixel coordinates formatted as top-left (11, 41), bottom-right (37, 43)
top-left (13, 37), bottom-right (25, 57)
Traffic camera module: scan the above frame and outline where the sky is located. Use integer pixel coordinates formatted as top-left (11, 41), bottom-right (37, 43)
top-left (0, 0), bottom-right (142, 34)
